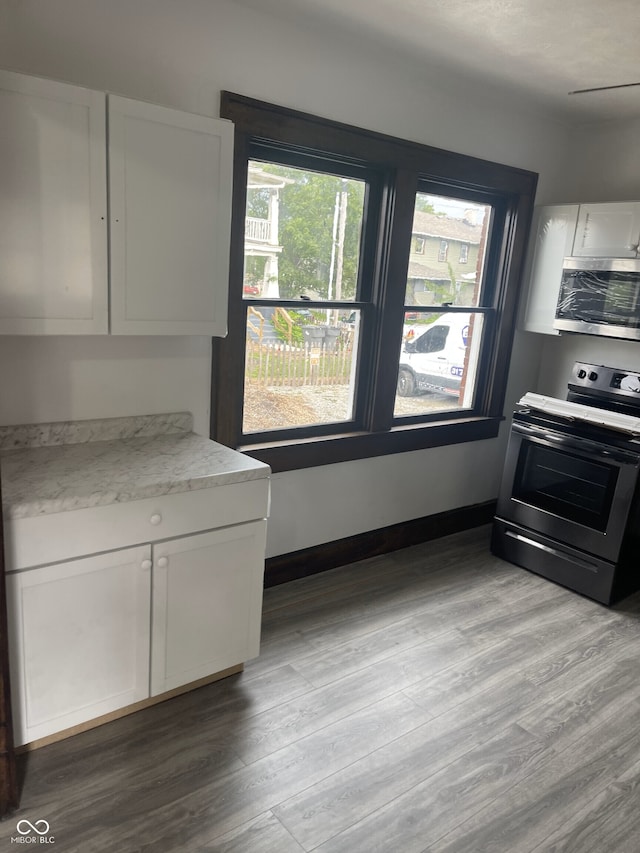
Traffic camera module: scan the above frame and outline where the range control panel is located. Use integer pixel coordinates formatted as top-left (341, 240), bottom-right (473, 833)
top-left (612, 372), bottom-right (640, 393)
top-left (571, 362), bottom-right (640, 398)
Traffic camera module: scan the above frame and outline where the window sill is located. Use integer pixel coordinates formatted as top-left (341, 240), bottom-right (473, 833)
top-left (238, 416), bottom-right (503, 473)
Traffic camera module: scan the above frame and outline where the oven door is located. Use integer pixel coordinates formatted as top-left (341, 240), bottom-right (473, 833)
top-left (496, 419), bottom-right (640, 562)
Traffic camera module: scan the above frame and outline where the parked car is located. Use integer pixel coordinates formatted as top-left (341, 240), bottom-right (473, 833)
top-left (397, 312), bottom-right (470, 397)
top-left (243, 283), bottom-right (260, 296)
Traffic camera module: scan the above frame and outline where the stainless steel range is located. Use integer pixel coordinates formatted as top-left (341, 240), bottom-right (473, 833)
top-left (491, 361), bottom-right (640, 605)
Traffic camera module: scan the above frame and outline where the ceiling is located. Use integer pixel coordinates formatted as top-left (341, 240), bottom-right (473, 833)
top-left (235, 0), bottom-right (640, 124)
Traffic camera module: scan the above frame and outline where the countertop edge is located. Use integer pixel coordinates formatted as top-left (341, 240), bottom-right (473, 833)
top-left (1, 421), bottom-right (271, 521)
top-left (0, 412), bottom-right (195, 450)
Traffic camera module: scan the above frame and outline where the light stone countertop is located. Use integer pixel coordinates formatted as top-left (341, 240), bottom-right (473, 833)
top-left (0, 414), bottom-right (270, 520)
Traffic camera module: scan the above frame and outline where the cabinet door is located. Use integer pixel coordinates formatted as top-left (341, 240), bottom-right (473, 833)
top-left (573, 202), bottom-right (640, 257)
top-left (0, 71), bottom-right (108, 334)
top-left (521, 205), bottom-right (578, 334)
top-left (6, 546), bottom-right (151, 746)
top-left (108, 95), bottom-right (233, 336)
top-left (150, 521), bottom-right (266, 696)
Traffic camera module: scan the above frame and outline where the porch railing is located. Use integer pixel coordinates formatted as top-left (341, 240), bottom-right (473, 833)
top-left (245, 217), bottom-right (272, 243)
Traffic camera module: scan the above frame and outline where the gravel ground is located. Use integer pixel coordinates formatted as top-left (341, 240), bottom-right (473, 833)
top-left (243, 383), bottom-right (458, 432)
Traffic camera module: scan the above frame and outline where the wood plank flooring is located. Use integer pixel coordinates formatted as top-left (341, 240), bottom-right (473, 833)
top-left (2, 524), bottom-right (640, 851)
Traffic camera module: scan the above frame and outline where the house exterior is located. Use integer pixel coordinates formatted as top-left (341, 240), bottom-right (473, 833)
top-left (406, 210), bottom-right (483, 306)
top-left (0, 0), bottom-right (638, 561)
top-left (244, 165), bottom-right (291, 298)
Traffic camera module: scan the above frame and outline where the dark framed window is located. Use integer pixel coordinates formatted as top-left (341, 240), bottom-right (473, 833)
top-left (412, 235), bottom-right (426, 254)
top-left (211, 92), bottom-right (537, 473)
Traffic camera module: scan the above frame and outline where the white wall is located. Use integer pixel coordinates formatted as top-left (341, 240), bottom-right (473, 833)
top-left (535, 118), bottom-right (640, 398)
top-left (537, 334), bottom-right (640, 399)
top-left (0, 336), bottom-right (212, 434)
top-left (0, 0), bottom-right (574, 557)
top-left (563, 118), bottom-right (640, 203)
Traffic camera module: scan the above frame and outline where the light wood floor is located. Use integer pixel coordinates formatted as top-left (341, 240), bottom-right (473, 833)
top-left (2, 525), bottom-right (640, 852)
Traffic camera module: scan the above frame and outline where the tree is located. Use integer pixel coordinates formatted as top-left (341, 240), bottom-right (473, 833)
top-left (414, 194), bottom-right (437, 214)
top-left (252, 164), bottom-right (365, 300)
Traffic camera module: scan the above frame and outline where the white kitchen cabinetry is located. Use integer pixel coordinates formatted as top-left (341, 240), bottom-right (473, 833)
top-left (4, 477), bottom-right (270, 747)
top-left (151, 521), bottom-right (266, 696)
top-left (0, 70), bottom-right (233, 336)
top-left (521, 204), bottom-right (579, 335)
top-left (0, 71), bottom-right (108, 334)
top-left (572, 202), bottom-right (640, 258)
top-left (108, 95), bottom-right (232, 335)
top-left (6, 546), bottom-right (151, 745)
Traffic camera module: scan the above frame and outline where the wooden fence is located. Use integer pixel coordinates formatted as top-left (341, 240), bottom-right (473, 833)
top-left (245, 338), bottom-right (354, 388)
top-left (245, 305), bottom-right (355, 387)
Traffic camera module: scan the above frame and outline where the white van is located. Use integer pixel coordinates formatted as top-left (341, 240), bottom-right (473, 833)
top-left (397, 312), bottom-right (470, 397)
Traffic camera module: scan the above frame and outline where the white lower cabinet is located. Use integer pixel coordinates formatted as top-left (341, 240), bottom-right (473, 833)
top-left (7, 546), bottom-right (151, 746)
top-left (6, 509), bottom-right (268, 746)
top-left (150, 521), bottom-right (267, 696)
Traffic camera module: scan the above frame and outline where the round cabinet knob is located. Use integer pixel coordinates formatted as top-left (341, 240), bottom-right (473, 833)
top-left (141, 559), bottom-right (152, 571)
top-left (150, 513), bottom-right (162, 526)
top-left (156, 556), bottom-right (169, 569)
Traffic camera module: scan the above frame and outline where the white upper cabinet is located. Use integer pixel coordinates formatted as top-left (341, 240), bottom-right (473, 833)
top-left (108, 96), bottom-right (233, 336)
top-left (521, 205), bottom-right (578, 335)
top-left (0, 71), bottom-right (108, 334)
top-left (572, 202), bottom-right (640, 257)
top-left (0, 71), bottom-right (233, 336)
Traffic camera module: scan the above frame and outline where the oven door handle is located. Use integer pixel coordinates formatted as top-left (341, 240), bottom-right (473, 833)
top-left (512, 421), bottom-right (640, 465)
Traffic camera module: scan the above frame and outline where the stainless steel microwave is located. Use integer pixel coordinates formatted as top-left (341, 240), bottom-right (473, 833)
top-left (554, 257), bottom-right (640, 341)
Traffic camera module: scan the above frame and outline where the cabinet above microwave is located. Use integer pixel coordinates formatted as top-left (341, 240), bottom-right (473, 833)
top-left (520, 201), bottom-right (640, 336)
top-left (573, 203), bottom-right (640, 259)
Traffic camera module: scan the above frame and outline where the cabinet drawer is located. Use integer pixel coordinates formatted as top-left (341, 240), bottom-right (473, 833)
top-left (5, 478), bottom-right (270, 571)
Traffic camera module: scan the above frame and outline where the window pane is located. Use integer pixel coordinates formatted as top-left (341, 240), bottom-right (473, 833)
top-left (405, 193), bottom-right (490, 309)
top-left (243, 306), bottom-right (360, 433)
top-left (394, 312), bottom-right (484, 417)
top-left (243, 161), bottom-right (365, 302)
